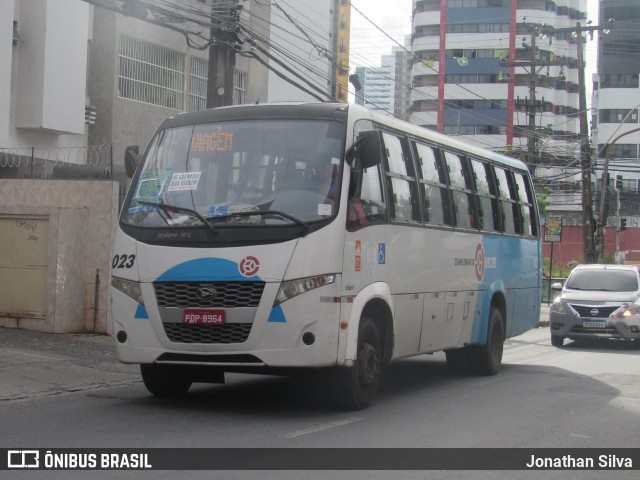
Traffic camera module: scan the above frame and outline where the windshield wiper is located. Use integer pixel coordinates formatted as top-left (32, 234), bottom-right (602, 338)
top-left (207, 210), bottom-right (310, 235)
top-left (137, 200), bottom-right (216, 235)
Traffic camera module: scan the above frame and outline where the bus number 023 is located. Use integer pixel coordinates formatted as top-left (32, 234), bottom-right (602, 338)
top-left (112, 254), bottom-right (136, 269)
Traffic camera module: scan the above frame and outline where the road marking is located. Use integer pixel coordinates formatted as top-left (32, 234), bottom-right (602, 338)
top-left (282, 416), bottom-right (365, 439)
top-left (569, 433), bottom-right (591, 439)
top-left (0, 348), bottom-right (63, 362)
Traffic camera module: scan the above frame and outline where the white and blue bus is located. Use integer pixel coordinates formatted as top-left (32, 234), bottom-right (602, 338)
top-left (111, 102), bottom-right (541, 409)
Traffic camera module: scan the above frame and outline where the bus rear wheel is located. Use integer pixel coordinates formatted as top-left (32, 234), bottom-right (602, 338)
top-left (140, 364), bottom-right (192, 397)
top-left (335, 317), bottom-right (382, 410)
top-left (468, 307), bottom-right (504, 376)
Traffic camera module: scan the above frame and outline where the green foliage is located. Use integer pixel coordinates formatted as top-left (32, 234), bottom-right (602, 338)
top-left (535, 185), bottom-right (550, 217)
top-left (543, 257), bottom-right (577, 278)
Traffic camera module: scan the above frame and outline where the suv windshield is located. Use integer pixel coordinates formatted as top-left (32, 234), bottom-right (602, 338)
top-left (565, 269), bottom-right (639, 292)
top-left (123, 119), bottom-right (344, 229)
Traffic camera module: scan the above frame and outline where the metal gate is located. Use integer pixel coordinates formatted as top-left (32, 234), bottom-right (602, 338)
top-left (0, 215), bottom-right (48, 317)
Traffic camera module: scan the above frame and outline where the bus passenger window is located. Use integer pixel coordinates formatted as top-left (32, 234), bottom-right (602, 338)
top-left (414, 142), bottom-right (451, 226)
top-left (521, 205), bottom-right (534, 236)
top-left (470, 159), bottom-right (499, 232)
top-left (347, 164), bottom-right (387, 228)
top-left (514, 172), bottom-right (538, 236)
top-left (422, 184), bottom-right (448, 225)
top-left (382, 132), bottom-right (419, 223)
top-left (452, 191), bottom-right (475, 229)
top-left (501, 200), bottom-right (517, 233)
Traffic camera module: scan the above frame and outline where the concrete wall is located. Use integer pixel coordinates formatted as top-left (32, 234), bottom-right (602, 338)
top-left (0, 180), bottom-right (119, 334)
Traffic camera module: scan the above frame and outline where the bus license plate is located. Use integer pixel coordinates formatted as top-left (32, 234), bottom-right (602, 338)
top-left (183, 309), bottom-right (225, 325)
top-left (583, 320), bottom-right (605, 328)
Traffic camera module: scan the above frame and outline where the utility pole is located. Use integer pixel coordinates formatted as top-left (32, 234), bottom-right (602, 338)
top-left (500, 24), bottom-right (566, 174)
top-left (540, 21), bottom-right (613, 263)
top-left (207, 0), bottom-right (240, 108)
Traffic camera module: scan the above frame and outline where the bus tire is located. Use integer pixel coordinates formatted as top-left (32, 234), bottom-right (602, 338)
top-left (336, 317), bottom-right (382, 410)
top-left (140, 364), bottom-right (192, 397)
top-left (469, 307), bottom-right (504, 376)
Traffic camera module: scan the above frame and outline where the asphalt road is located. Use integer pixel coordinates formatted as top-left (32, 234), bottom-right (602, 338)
top-left (1, 318), bottom-right (639, 479)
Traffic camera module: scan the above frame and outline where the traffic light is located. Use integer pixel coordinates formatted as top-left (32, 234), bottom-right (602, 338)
top-left (620, 218), bottom-right (627, 231)
top-left (616, 175), bottom-right (623, 190)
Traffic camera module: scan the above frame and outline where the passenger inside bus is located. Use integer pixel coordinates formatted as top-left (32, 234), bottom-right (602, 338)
top-left (305, 155), bottom-right (339, 203)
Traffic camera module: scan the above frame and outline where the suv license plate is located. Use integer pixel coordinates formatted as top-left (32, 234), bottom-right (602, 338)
top-left (583, 320), bottom-right (605, 328)
top-left (183, 309), bottom-right (225, 325)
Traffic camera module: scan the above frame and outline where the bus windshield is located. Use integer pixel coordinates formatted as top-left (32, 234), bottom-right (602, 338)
top-left (123, 119), bottom-right (345, 228)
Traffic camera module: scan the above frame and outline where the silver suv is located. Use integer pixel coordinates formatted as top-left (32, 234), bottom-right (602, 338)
top-left (549, 264), bottom-right (640, 347)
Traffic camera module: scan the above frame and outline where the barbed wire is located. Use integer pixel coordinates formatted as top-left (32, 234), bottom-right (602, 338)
top-left (0, 145), bottom-right (112, 169)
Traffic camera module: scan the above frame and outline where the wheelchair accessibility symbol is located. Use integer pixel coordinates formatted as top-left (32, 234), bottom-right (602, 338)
top-left (378, 243), bottom-right (386, 264)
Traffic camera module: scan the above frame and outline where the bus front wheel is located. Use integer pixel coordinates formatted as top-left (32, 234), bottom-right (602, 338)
top-left (140, 364), bottom-right (192, 397)
top-left (468, 307), bottom-right (504, 376)
top-left (335, 317), bottom-right (382, 410)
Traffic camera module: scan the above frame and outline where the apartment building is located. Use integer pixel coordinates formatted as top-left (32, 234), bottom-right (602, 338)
top-left (593, 0), bottom-right (640, 217)
top-left (411, 0), bottom-right (587, 160)
top-left (354, 37), bottom-right (413, 118)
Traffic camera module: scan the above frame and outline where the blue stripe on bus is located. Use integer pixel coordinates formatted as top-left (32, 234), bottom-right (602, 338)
top-left (135, 304), bottom-right (149, 319)
top-left (469, 235), bottom-right (540, 344)
top-left (156, 258), bottom-right (261, 282)
top-left (268, 305), bottom-right (286, 323)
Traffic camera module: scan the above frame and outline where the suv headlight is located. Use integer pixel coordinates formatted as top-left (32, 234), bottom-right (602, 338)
top-left (550, 297), bottom-right (567, 314)
top-left (615, 303), bottom-right (640, 318)
top-left (275, 274), bottom-right (336, 306)
top-left (111, 277), bottom-right (144, 305)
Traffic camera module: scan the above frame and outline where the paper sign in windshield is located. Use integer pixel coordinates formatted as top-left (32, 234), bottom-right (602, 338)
top-left (167, 172), bottom-right (201, 192)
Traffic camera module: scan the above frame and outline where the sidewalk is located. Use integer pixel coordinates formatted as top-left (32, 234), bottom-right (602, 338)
top-left (539, 304), bottom-right (550, 326)
top-left (0, 327), bottom-right (139, 402)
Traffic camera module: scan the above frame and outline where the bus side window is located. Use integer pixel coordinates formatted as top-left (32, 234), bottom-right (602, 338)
top-left (381, 132), bottom-right (420, 223)
top-left (494, 166), bottom-right (517, 234)
top-left (514, 171), bottom-right (538, 236)
top-left (414, 141), bottom-right (451, 226)
top-left (347, 163), bottom-right (387, 229)
top-left (470, 158), bottom-right (499, 232)
top-left (443, 150), bottom-right (476, 229)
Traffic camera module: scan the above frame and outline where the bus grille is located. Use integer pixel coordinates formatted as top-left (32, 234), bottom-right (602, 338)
top-left (162, 323), bottom-right (253, 344)
top-left (154, 281), bottom-right (265, 308)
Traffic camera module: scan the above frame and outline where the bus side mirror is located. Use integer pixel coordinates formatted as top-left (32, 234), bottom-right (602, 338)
top-left (124, 145), bottom-right (140, 179)
top-left (347, 130), bottom-right (382, 170)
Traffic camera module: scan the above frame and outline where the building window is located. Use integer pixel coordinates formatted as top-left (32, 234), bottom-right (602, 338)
top-left (234, 70), bottom-right (248, 105)
top-left (189, 56), bottom-right (208, 112)
top-left (599, 109), bottom-right (639, 124)
top-left (600, 74), bottom-right (640, 89)
top-left (118, 35), bottom-right (185, 110)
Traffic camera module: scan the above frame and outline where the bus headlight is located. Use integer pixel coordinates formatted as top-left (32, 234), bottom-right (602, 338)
top-left (111, 277), bottom-right (145, 305)
top-left (275, 274), bottom-right (336, 306)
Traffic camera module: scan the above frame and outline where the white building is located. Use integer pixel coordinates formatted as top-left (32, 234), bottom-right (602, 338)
top-left (354, 37), bottom-right (413, 118)
top-left (1, 0), bottom-right (91, 154)
top-left (2, 0), bottom-right (347, 193)
top-left (410, 0), bottom-right (587, 158)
